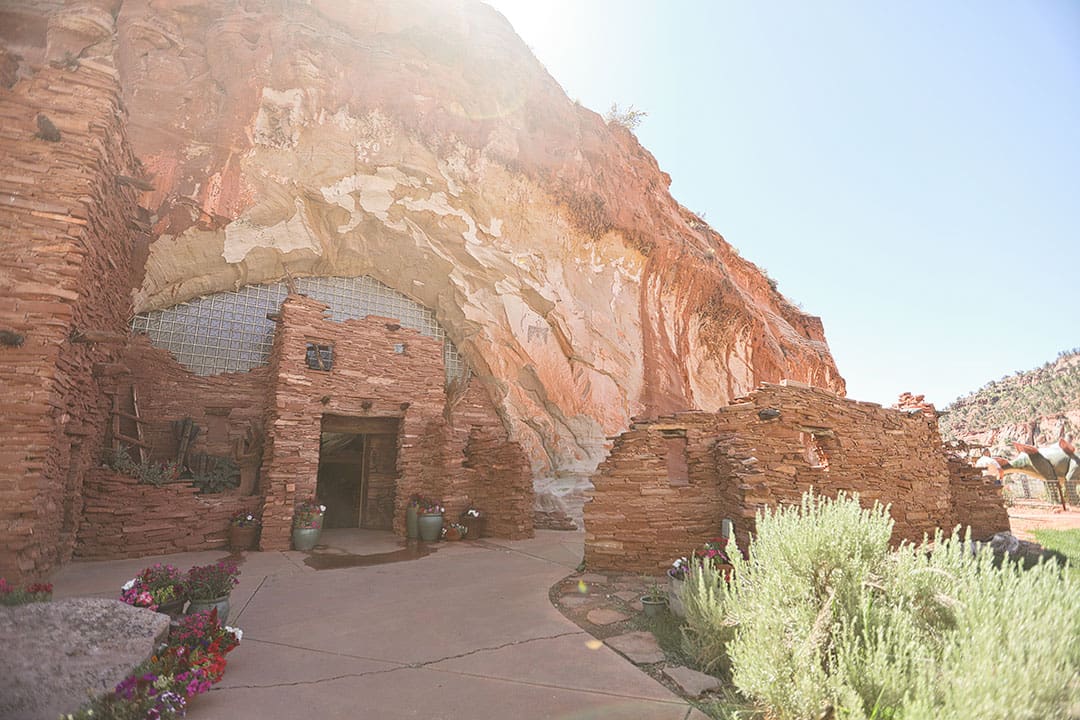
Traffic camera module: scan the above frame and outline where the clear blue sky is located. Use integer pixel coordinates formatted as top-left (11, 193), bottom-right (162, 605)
top-left (485, 0), bottom-right (1080, 407)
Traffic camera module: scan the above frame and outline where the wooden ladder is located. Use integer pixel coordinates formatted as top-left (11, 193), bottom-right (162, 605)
top-left (110, 384), bottom-right (149, 462)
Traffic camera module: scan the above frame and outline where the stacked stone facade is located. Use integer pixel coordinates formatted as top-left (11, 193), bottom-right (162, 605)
top-left (0, 60), bottom-right (142, 581)
top-left (72, 294), bottom-right (534, 560)
top-left (258, 294), bottom-right (533, 549)
top-left (584, 381), bottom-right (1011, 574)
top-left (77, 469), bottom-right (259, 559)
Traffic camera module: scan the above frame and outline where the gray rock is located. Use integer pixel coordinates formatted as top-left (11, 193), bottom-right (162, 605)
top-left (0, 598), bottom-right (170, 720)
top-left (664, 665), bottom-right (723, 697)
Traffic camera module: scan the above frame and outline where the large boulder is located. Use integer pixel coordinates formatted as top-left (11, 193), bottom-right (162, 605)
top-left (0, 598), bottom-right (170, 720)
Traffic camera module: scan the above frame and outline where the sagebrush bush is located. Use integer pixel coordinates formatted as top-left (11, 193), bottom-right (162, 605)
top-left (680, 491), bottom-right (1080, 720)
top-left (680, 556), bottom-right (736, 677)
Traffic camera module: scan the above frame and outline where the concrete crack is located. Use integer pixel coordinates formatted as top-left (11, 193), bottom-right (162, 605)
top-left (214, 664), bottom-right (410, 691)
top-left (212, 631), bottom-right (586, 693)
top-left (231, 574), bottom-right (268, 624)
top-left (411, 630), bottom-right (585, 668)
top-left (474, 539), bottom-right (581, 570)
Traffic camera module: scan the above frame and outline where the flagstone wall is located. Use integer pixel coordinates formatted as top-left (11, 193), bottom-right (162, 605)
top-left (585, 381), bottom-right (1010, 574)
top-left (258, 295), bottom-right (534, 549)
top-left (0, 59), bottom-right (142, 582)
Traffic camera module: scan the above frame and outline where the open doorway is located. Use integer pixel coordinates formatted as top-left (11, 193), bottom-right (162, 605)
top-left (317, 416), bottom-right (400, 530)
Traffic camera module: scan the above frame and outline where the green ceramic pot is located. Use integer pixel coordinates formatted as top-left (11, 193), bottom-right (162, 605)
top-left (406, 504), bottom-right (419, 539)
top-left (641, 596), bottom-right (667, 618)
top-left (417, 513), bottom-right (443, 542)
top-left (186, 595), bottom-right (230, 621)
top-left (292, 526), bottom-right (321, 551)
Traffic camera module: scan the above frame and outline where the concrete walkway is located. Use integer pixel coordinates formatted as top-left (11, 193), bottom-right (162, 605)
top-left (50, 530), bottom-right (706, 719)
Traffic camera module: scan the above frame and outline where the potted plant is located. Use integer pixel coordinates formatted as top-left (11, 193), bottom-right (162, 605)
top-left (228, 510), bottom-right (260, 551)
top-left (292, 497), bottom-right (326, 551)
top-left (443, 522), bottom-right (466, 541)
top-left (406, 494), bottom-right (427, 540)
top-left (667, 556), bottom-right (690, 619)
top-left (417, 500), bottom-right (444, 542)
top-left (460, 506), bottom-right (485, 539)
top-left (120, 563), bottom-right (187, 618)
top-left (184, 561), bottom-right (240, 619)
top-left (695, 537), bottom-right (735, 582)
top-left (641, 577), bottom-right (667, 618)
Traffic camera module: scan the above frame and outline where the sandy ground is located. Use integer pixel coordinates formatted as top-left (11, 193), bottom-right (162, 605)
top-left (1007, 503), bottom-right (1080, 541)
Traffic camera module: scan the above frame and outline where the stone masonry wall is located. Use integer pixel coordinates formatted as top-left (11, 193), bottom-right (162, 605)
top-left (74, 339), bottom-right (270, 559)
top-left (121, 337), bottom-right (270, 463)
top-left (77, 467), bottom-right (259, 559)
top-left (948, 456), bottom-right (1010, 540)
top-left (456, 381), bottom-right (535, 539)
top-left (585, 381), bottom-right (1010, 574)
top-left (0, 59), bottom-right (142, 582)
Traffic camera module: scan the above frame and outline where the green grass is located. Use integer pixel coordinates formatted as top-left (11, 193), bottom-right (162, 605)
top-left (1033, 528), bottom-right (1080, 578)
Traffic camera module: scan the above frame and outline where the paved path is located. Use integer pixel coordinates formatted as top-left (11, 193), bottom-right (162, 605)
top-left (51, 530), bottom-right (706, 719)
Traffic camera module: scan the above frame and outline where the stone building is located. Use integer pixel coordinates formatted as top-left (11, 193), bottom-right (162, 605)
top-left (76, 290), bottom-right (534, 561)
top-left (584, 381), bottom-right (1010, 574)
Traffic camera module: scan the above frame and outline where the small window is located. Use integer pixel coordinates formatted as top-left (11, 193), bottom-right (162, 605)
top-left (803, 432), bottom-right (831, 470)
top-left (664, 436), bottom-right (689, 486)
top-left (393, 343), bottom-right (407, 354)
top-left (305, 343), bottom-right (333, 371)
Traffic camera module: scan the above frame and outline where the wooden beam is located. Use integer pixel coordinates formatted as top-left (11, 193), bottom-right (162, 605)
top-left (71, 330), bottom-right (128, 344)
top-left (93, 363), bottom-right (131, 377)
top-left (114, 433), bottom-right (149, 449)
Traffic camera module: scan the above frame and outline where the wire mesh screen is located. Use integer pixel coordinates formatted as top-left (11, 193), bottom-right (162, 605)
top-left (131, 276), bottom-right (468, 383)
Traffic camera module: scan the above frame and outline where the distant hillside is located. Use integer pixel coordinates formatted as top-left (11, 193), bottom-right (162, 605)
top-left (940, 349), bottom-right (1080, 453)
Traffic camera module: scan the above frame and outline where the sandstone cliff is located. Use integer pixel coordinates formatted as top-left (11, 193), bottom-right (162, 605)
top-left (941, 350), bottom-right (1080, 453)
top-left (1, 0), bottom-right (845, 509)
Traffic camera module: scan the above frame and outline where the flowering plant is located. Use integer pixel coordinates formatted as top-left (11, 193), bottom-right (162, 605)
top-left (419, 500), bottom-right (444, 515)
top-left (293, 497), bottom-right (326, 529)
top-left (408, 494), bottom-right (429, 508)
top-left (668, 557), bottom-right (691, 581)
top-left (184, 561), bottom-right (240, 601)
top-left (0, 578), bottom-right (53, 606)
top-left (230, 510), bottom-right (260, 527)
top-left (120, 564), bottom-right (185, 610)
top-left (171, 608), bottom-right (240, 654)
top-left (64, 608), bottom-right (242, 719)
top-left (695, 537), bottom-right (733, 565)
top-left (442, 522), bottom-right (468, 539)
top-left (463, 506), bottom-right (482, 518)
top-left (668, 538), bottom-right (736, 582)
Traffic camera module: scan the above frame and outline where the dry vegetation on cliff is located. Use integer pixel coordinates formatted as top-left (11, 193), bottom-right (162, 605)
top-left (941, 349), bottom-right (1080, 446)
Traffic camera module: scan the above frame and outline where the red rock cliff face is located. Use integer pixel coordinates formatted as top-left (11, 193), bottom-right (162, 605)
top-left (3, 0), bottom-right (845, 510)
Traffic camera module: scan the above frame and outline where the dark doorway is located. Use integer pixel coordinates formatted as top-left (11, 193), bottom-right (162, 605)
top-left (317, 416), bottom-right (400, 530)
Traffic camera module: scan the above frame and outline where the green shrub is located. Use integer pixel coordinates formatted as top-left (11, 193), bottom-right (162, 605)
top-left (108, 445), bottom-right (180, 486)
top-left (725, 493), bottom-right (896, 719)
top-left (680, 491), bottom-right (1080, 720)
top-left (680, 556), bottom-right (737, 677)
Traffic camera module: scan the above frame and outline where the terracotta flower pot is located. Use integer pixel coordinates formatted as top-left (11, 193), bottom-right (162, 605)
top-left (229, 524), bottom-right (258, 551)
